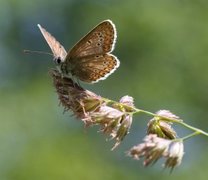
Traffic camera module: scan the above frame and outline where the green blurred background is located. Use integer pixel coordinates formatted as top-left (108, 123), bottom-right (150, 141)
top-left (1, 0), bottom-right (208, 179)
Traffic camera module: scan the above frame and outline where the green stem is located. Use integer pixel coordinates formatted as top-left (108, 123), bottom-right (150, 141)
top-left (177, 121), bottom-right (208, 137)
top-left (180, 131), bottom-right (201, 141)
top-left (136, 109), bottom-right (156, 116)
top-left (103, 98), bottom-right (208, 138)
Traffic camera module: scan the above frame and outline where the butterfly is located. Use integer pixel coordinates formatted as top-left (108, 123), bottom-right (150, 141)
top-left (38, 20), bottom-right (120, 83)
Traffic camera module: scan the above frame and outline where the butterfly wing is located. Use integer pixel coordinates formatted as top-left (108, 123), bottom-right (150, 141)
top-left (70, 54), bottom-right (120, 83)
top-left (37, 24), bottom-right (67, 60)
top-left (66, 20), bottom-right (117, 60)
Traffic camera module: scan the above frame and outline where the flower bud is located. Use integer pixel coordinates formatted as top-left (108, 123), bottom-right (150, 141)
top-left (50, 69), bottom-right (105, 124)
top-left (127, 134), bottom-right (184, 170)
top-left (110, 95), bottom-right (134, 150)
top-left (147, 110), bottom-right (179, 139)
top-left (164, 141), bottom-right (184, 170)
top-left (147, 119), bottom-right (177, 139)
top-left (112, 114), bottom-right (133, 150)
top-left (156, 110), bottom-right (181, 122)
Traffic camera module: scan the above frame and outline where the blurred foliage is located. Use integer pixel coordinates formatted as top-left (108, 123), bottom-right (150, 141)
top-left (1, 0), bottom-right (208, 179)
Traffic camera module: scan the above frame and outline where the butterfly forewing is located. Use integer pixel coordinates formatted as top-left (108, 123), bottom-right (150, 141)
top-left (37, 24), bottom-right (67, 60)
top-left (70, 54), bottom-right (120, 83)
top-left (66, 20), bottom-right (117, 60)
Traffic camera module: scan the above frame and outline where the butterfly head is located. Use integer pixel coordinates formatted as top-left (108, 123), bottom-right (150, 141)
top-left (54, 56), bottom-right (63, 65)
top-left (53, 56), bottom-right (68, 75)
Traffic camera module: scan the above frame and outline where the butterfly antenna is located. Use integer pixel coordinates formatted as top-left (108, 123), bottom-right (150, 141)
top-left (23, 49), bottom-right (53, 56)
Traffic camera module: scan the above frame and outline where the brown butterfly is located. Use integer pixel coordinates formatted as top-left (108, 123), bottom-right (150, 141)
top-left (38, 20), bottom-right (120, 83)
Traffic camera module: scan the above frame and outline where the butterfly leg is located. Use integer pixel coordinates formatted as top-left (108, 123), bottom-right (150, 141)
top-left (76, 78), bottom-right (81, 87)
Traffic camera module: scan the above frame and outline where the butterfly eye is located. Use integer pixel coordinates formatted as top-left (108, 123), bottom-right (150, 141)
top-left (54, 57), bottom-right (62, 65)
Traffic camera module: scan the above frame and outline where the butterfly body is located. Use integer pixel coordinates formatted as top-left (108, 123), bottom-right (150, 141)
top-left (38, 20), bottom-right (120, 83)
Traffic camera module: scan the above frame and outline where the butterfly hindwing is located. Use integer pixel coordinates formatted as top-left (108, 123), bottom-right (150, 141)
top-left (70, 54), bottom-right (119, 83)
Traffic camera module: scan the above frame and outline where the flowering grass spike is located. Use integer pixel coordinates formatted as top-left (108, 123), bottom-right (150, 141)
top-left (50, 69), bottom-right (208, 171)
